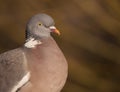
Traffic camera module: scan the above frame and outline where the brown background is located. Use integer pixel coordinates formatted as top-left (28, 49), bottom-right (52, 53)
top-left (0, 0), bottom-right (120, 92)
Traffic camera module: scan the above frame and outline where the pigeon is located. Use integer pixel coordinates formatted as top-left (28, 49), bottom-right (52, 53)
top-left (0, 13), bottom-right (68, 92)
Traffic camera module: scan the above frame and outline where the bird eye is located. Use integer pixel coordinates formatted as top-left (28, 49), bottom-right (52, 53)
top-left (38, 23), bottom-right (42, 26)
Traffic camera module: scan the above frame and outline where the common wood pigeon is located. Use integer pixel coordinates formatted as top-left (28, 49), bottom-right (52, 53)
top-left (0, 13), bottom-right (68, 92)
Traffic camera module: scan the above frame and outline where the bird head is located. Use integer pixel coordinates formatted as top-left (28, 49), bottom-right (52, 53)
top-left (26, 13), bottom-right (60, 39)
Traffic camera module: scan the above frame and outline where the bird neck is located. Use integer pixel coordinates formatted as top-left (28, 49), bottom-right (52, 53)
top-left (24, 37), bottom-right (42, 48)
top-left (25, 29), bottom-right (51, 40)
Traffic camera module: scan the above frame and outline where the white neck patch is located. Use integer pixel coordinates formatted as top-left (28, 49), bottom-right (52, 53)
top-left (24, 37), bottom-right (42, 48)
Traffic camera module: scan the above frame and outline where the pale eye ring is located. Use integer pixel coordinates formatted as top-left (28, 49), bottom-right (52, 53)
top-left (38, 23), bottom-right (42, 26)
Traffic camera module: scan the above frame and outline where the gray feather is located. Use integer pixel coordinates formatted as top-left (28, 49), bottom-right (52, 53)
top-left (0, 48), bottom-right (29, 92)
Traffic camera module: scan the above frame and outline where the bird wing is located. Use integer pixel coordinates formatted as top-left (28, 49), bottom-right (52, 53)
top-left (0, 48), bottom-right (30, 92)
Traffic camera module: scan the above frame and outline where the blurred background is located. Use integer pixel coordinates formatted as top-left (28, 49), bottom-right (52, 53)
top-left (0, 0), bottom-right (120, 92)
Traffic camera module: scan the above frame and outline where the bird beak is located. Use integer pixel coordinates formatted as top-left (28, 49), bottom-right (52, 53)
top-left (49, 26), bottom-right (60, 35)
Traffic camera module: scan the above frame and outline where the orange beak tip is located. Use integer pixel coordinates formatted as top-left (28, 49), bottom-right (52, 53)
top-left (55, 29), bottom-right (61, 35)
top-left (49, 26), bottom-right (60, 35)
